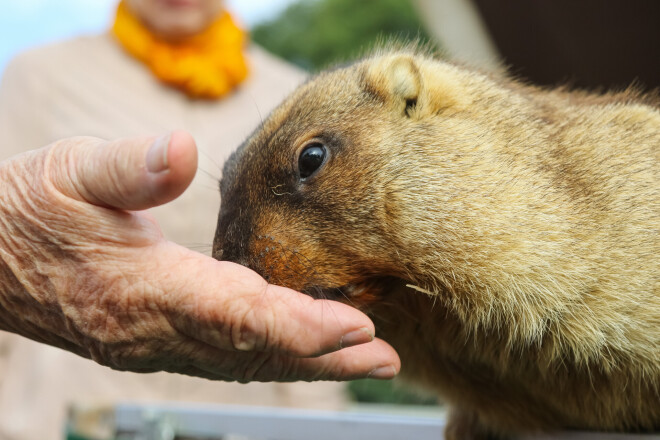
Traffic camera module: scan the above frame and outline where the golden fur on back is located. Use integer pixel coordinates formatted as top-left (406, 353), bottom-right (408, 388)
top-left (213, 47), bottom-right (660, 439)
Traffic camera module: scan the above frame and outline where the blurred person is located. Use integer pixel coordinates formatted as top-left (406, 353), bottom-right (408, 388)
top-left (0, 1), bottom-right (356, 438)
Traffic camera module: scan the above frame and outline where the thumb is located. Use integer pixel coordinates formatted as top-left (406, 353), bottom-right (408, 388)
top-left (48, 131), bottom-right (198, 210)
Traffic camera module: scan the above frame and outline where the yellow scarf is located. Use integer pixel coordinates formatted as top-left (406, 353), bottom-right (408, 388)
top-left (112, 1), bottom-right (249, 99)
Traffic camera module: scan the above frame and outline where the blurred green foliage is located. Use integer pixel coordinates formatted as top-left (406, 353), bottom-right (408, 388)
top-left (347, 378), bottom-right (439, 406)
top-left (250, 0), bottom-right (435, 71)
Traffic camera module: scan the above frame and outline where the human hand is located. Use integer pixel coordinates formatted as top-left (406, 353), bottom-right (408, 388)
top-left (0, 132), bottom-right (400, 381)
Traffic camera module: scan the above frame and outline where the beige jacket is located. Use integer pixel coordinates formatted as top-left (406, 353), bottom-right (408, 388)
top-left (0, 34), bottom-right (346, 440)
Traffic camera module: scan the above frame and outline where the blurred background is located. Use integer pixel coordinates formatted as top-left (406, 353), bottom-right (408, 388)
top-left (0, 0), bottom-right (435, 75)
top-left (0, 0), bottom-right (291, 74)
top-left (8, 0), bottom-right (657, 88)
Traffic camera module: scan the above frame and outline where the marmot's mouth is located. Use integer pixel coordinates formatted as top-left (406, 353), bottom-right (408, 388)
top-left (302, 278), bottom-right (395, 305)
top-left (301, 284), bottom-right (363, 301)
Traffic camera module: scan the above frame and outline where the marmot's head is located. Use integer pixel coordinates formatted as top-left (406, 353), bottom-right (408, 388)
top-left (213, 51), bottom-right (473, 304)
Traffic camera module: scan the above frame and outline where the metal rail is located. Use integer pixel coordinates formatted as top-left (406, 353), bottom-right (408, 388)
top-left (114, 403), bottom-right (445, 440)
top-left (113, 403), bottom-right (660, 440)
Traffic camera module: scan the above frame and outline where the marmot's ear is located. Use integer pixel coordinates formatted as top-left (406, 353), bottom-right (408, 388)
top-left (362, 54), bottom-right (468, 116)
top-left (363, 54), bottom-right (421, 116)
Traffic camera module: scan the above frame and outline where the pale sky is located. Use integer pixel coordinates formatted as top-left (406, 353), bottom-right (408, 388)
top-left (0, 0), bottom-right (296, 74)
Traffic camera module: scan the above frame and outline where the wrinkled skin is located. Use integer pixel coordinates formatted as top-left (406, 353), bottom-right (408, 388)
top-left (0, 131), bottom-right (399, 381)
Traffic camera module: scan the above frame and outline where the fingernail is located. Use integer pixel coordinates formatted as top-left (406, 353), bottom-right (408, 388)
top-left (367, 365), bottom-right (397, 380)
top-left (146, 133), bottom-right (171, 173)
top-left (339, 327), bottom-right (373, 349)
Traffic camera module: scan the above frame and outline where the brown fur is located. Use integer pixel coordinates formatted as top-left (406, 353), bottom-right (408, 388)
top-left (212, 47), bottom-right (660, 439)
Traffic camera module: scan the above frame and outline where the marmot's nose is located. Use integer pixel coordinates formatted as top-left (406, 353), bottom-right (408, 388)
top-left (213, 246), bottom-right (255, 273)
top-left (213, 212), bottom-right (257, 269)
top-left (211, 228), bottom-right (226, 261)
top-left (211, 245), bottom-right (223, 261)
top-left (212, 216), bottom-right (240, 261)
top-left (212, 233), bottom-right (252, 268)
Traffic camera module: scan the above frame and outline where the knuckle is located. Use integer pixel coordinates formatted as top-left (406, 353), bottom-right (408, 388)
top-left (46, 136), bottom-right (101, 175)
top-left (230, 308), bottom-right (260, 352)
top-left (42, 138), bottom-right (93, 202)
top-left (228, 301), bottom-right (272, 353)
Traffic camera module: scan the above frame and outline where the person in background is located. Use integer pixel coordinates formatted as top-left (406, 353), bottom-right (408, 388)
top-left (0, 1), bottom-right (357, 438)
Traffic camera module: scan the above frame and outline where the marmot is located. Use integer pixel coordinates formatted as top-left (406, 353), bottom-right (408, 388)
top-left (212, 47), bottom-right (660, 439)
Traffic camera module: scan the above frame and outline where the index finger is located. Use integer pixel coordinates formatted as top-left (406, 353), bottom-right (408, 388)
top-left (179, 338), bottom-right (400, 382)
top-left (159, 245), bottom-right (378, 358)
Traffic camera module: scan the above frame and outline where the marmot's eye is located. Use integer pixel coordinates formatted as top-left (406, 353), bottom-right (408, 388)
top-left (298, 142), bottom-right (327, 179)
